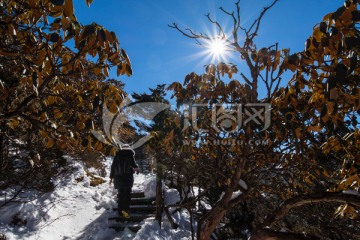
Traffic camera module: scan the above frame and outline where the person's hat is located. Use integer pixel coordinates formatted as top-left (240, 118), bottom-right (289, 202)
top-left (122, 144), bottom-right (131, 149)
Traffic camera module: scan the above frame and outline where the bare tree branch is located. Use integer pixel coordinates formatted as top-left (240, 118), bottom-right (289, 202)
top-left (251, 229), bottom-right (320, 240)
top-left (246, 0), bottom-right (279, 43)
top-left (205, 13), bottom-right (226, 39)
top-left (240, 72), bottom-right (252, 86)
top-left (168, 23), bottom-right (210, 41)
top-left (260, 192), bottom-right (360, 229)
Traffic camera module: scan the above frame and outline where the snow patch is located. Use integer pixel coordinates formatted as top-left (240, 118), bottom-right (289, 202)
top-left (0, 157), bottom-right (141, 240)
top-left (143, 175), bottom-right (164, 199)
top-left (134, 209), bottom-right (193, 240)
top-left (0, 156), bottom-right (196, 240)
top-left (164, 188), bottom-right (180, 205)
top-left (343, 189), bottom-right (360, 196)
top-left (238, 179), bottom-right (248, 190)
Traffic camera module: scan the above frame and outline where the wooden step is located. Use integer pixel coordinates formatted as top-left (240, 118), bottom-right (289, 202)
top-left (113, 205), bottom-right (156, 212)
top-left (131, 205), bottom-right (156, 212)
top-left (109, 224), bottom-right (142, 232)
top-left (131, 192), bottom-right (145, 198)
top-left (130, 197), bottom-right (155, 205)
top-left (108, 214), bottom-right (154, 222)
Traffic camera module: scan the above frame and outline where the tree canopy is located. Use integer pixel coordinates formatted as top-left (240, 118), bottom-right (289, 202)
top-left (0, 0), bottom-right (359, 239)
top-left (0, 0), bottom-right (133, 200)
top-left (147, 0), bottom-right (360, 239)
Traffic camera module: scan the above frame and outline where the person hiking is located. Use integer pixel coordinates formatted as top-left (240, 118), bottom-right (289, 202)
top-left (109, 145), bottom-right (140, 219)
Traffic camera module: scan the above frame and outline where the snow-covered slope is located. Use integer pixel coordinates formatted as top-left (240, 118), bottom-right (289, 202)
top-left (0, 157), bottom-right (192, 240)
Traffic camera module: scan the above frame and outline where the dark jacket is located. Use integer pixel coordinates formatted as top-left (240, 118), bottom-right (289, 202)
top-left (110, 149), bottom-right (138, 188)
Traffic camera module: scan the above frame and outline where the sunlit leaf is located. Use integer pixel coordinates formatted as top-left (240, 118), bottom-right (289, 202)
top-left (46, 138), bottom-right (55, 148)
top-left (64, 0), bottom-right (74, 17)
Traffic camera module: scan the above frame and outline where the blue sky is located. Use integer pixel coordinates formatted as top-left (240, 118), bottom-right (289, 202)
top-left (73, 0), bottom-right (344, 96)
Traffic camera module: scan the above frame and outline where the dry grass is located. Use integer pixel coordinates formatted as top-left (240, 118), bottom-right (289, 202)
top-left (79, 151), bottom-right (106, 177)
top-left (85, 171), bottom-right (106, 187)
top-left (75, 175), bottom-right (84, 183)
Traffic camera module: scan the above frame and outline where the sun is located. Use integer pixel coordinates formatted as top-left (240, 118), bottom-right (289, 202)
top-left (204, 38), bottom-right (230, 63)
top-left (173, 33), bottom-right (234, 69)
top-left (210, 39), bottom-right (226, 56)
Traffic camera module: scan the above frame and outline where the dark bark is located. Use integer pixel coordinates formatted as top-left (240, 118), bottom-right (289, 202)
top-left (164, 206), bottom-right (178, 229)
top-left (199, 159), bottom-right (247, 240)
top-left (0, 124), bottom-right (3, 173)
top-left (250, 229), bottom-right (319, 240)
top-left (261, 192), bottom-right (360, 229)
top-left (251, 192), bottom-right (360, 239)
top-left (0, 121), bottom-right (6, 181)
top-left (155, 170), bottom-right (164, 227)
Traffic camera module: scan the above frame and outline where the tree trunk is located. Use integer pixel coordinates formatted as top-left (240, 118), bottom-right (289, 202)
top-left (201, 207), bottom-right (227, 240)
top-left (155, 163), bottom-right (164, 227)
top-left (250, 229), bottom-right (319, 240)
top-left (164, 206), bottom-right (178, 229)
top-left (251, 192), bottom-right (360, 239)
top-left (199, 159), bottom-right (246, 240)
top-left (260, 192), bottom-right (360, 230)
top-left (0, 121), bottom-right (5, 177)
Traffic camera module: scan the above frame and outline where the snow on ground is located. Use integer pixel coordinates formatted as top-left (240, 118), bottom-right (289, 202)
top-left (134, 209), bottom-right (193, 240)
top-left (0, 157), bottom-right (193, 240)
top-left (134, 188), bottom-right (193, 240)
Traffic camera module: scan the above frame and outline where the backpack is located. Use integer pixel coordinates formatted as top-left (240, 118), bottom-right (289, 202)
top-left (113, 150), bottom-right (134, 175)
